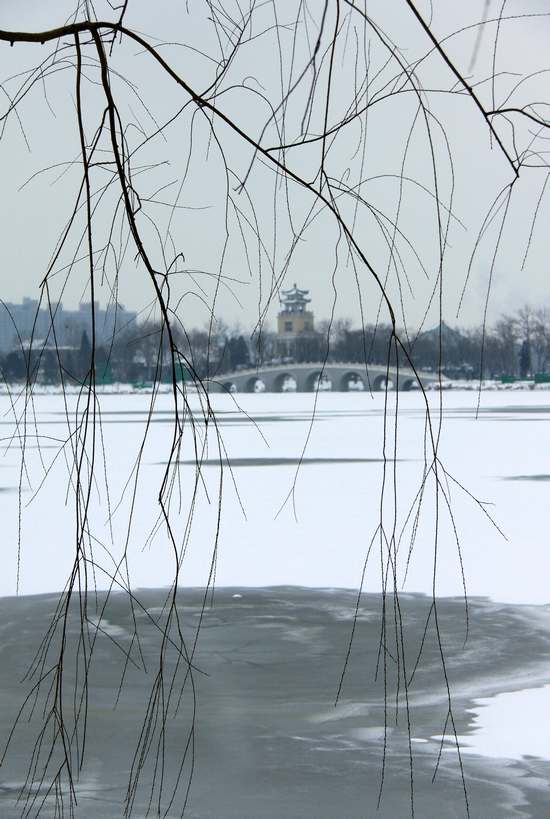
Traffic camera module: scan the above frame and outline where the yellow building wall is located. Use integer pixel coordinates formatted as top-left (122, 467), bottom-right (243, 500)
top-left (277, 311), bottom-right (314, 336)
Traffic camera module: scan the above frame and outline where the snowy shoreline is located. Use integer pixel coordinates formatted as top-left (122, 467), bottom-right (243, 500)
top-left (0, 378), bottom-right (548, 395)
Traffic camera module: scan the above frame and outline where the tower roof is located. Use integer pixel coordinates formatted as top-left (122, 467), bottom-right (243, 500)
top-left (279, 283), bottom-right (311, 305)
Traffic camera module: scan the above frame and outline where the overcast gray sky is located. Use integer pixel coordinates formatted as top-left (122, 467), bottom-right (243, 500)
top-left (1, 0), bottom-right (550, 333)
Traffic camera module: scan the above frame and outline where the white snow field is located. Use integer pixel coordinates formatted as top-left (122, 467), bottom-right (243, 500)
top-left (456, 684), bottom-right (550, 760)
top-left (0, 388), bottom-right (547, 604)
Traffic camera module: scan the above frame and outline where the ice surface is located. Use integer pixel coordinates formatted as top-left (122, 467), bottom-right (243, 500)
top-left (454, 685), bottom-right (550, 761)
top-left (3, 389), bottom-right (550, 778)
top-left (1, 588), bottom-right (549, 818)
top-left (0, 389), bottom-right (548, 605)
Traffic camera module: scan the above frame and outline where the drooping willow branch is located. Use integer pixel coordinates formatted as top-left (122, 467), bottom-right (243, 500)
top-left (0, 4), bottom-right (548, 818)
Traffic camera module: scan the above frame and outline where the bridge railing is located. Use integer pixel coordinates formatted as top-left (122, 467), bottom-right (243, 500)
top-left (212, 360), bottom-right (435, 379)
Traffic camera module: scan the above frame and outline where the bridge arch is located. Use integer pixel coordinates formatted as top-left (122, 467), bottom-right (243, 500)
top-left (401, 377), bottom-right (419, 391)
top-left (273, 372), bottom-right (297, 392)
top-left (245, 375), bottom-right (265, 393)
top-left (372, 374), bottom-right (395, 391)
top-left (339, 370), bottom-right (366, 392)
top-left (305, 369), bottom-right (331, 392)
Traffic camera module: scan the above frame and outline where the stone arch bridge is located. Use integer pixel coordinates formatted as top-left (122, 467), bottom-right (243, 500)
top-left (208, 362), bottom-right (443, 393)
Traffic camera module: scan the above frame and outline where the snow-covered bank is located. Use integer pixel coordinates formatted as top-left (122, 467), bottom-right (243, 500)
top-left (0, 378), bottom-right (548, 396)
top-left (0, 381), bottom-right (197, 396)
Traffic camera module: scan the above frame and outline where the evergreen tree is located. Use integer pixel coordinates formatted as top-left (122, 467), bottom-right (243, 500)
top-left (78, 330), bottom-right (92, 380)
top-left (519, 339), bottom-right (531, 378)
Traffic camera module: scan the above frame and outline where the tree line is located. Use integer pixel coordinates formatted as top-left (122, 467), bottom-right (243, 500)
top-left (1, 304), bottom-right (547, 386)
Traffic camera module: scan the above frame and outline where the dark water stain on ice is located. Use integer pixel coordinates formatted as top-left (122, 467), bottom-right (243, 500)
top-left (1, 588), bottom-right (549, 818)
top-left (157, 457), bottom-right (402, 468)
top-left (502, 474), bottom-right (550, 482)
top-left (448, 404), bottom-right (550, 415)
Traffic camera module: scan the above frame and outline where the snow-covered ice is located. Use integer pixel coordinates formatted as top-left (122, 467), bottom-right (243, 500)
top-left (454, 685), bottom-right (550, 761)
top-left (1, 389), bottom-right (548, 605)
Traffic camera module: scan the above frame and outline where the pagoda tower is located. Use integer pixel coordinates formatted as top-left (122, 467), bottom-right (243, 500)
top-left (277, 283), bottom-right (314, 335)
top-left (276, 283), bottom-right (315, 358)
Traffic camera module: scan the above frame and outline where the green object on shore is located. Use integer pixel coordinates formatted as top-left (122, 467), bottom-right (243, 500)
top-left (160, 363), bottom-right (189, 383)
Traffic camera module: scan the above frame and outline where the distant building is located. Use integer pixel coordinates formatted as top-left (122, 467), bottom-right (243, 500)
top-left (277, 284), bottom-right (315, 356)
top-left (418, 321), bottom-right (463, 349)
top-left (0, 298), bottom-right (137, 353)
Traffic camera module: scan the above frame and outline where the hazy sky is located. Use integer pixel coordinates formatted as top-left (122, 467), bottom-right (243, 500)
top-left (1, 1), bottom-right (550, 333)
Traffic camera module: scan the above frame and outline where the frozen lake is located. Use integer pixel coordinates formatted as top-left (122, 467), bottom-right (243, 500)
top-left (1, 388), bottom-right (550, 817)
top-left (1, 588), bottom-right (550, 819)
top-left (1, 388), bottom-right (549, 603)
